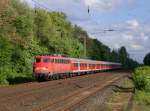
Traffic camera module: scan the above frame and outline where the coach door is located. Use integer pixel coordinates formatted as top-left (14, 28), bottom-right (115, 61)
top-left (77, 60), bottom-right (80, 72)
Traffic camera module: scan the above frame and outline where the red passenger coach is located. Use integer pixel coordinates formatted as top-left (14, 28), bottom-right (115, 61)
top-left (33, 55), bottom-right (121, 81)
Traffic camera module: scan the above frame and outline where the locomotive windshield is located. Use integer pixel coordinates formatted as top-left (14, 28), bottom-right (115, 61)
top-left (36, 58), bottom-right (41, 63)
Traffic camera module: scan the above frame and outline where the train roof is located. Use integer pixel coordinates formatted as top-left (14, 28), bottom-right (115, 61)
top-left (69, 58), bottom-right (121, 65)
top-left (35, 54), bottom-right (121, 65)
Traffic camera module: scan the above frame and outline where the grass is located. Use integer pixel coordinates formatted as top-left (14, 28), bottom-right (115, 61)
top-left (132, 91), bottom-right (150, 111)
top-left (104, 77), bottom-right (134, 111)
top-left (135, 91), bottom-right (150, 105)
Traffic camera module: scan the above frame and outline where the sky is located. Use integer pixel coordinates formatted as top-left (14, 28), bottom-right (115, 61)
top-left (24, 0), bottom-right (150, 63)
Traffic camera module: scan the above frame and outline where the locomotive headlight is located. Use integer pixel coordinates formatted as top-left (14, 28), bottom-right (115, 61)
top-left (35, 67), bottom-right (48, 70)
top-left (41, 67), bottom-right (48, 70)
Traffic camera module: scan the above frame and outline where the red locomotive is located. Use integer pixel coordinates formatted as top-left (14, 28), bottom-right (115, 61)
top-left (33, 54), bottom-right (121, 81)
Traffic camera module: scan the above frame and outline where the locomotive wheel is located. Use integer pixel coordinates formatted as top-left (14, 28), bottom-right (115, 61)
top-left (59, 74), bottom-right (64, 79)
top-left (51, 75), bottom-right (55, 80)
top-left (69, 73), bottom-right (72, 77)
top-left (63, 74), bottom-right (67, 78)
top-left (66, 73), bottom-right (70, 78)
top-left (48, 75), bottom-right (52, 80)
top-left (53, 75), bottom-right (58, 80)
top-left (37, 76), bottom-right (45, 82)
top-left (56, 75), bottom-right (59, 80)
top-left (72, 73), bottom-right (74, 77)
top-left (77, 72), bottom-right (80, 76)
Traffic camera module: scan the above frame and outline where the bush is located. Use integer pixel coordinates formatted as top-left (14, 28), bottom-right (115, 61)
top-left (133, 66), bottom-right (150, 92)
top-left (0, 67), bottom-right (11, 85)
top-left (134, 91), bottom-right (150, 107)
top-left (0, 74), bottom-right (9, 85)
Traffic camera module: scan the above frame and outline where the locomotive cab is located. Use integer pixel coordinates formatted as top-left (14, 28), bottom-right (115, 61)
top-left (33, 56), bottom-right (52, 80)
top-left (33, 57), bottom-right (49, 72)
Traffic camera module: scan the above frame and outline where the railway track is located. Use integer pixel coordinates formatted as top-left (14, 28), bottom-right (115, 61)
top-left (0, 71), bottom-right (129, 111)
top-left (0, 73), bottom-right (99, 102)
top-left (33, 74), bottom-right (125, 111)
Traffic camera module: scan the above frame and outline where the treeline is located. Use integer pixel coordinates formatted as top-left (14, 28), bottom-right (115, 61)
top-left (75, 26), bottom-right (139, 69)
top-left (144, 52), bottom-right (150, 66)
top-left (0, 0), bottom-right (138, 84)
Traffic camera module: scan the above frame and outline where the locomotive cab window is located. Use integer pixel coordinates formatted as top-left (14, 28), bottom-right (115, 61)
top-left (36, 58), bottom-right (41, 63)
top-left (43, 58), bottom-right (54, 63)
top-left (43, 58), bottom-right (50, 63)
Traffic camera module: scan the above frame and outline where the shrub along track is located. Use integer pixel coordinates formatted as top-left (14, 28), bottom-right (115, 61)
top-left (0, 71), bottom-right (129, 111)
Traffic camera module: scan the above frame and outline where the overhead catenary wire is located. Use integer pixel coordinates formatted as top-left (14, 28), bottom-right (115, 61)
top-left (31, 0), bottom-right (50, 11)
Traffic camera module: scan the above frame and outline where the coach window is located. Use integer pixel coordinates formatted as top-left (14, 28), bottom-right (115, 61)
top-left (57, 59), bottom-right (59, 63)
top-left (74, 63), bottom-right (77, 67)
top-left (92, 64), bottom-right (94, 68)
top-left (89, 64), bottom-right (91, 68)
top-left (64, 60), bottom-right (66, 63)
top-left (55, 59), bottom-right (57, 63)
top-left (59, 59), bottom-right (61, 63)
top-left (65, 60), bottom-right (67, 64)
top-left (51, 59), bottom-right (54, 63)
top-left (64, 60), bottom-right (67, 63)
top-left (61, 59), bottom-right (64, 64)
top-left (58, 59), bottom-right (60, 63)
top-left (90, 64), bottom-right (92, 68)
top-left (65, 60), bottom-right (69, 64)
top-left (60, 59), bottom-right (62, 63)
top-left (62, 59), bottom-right (63, 63)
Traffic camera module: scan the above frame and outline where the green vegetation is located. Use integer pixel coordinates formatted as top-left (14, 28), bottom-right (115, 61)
top-left (0, 0), bottom-right (138, 85)
top-left (133, 66), bottom-right (150, 91)
top-left (135, 91), bottom-right (150, 105)
top-left (133, 91), bottom-right (150, 111)
top-left (132, 66), bottom-right (150, 110)
top-left (144, 53), bottom-right (150, 66)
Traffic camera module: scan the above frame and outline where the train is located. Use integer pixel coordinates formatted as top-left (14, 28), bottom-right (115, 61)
top-left (33, 54), bottom-right (121, 81)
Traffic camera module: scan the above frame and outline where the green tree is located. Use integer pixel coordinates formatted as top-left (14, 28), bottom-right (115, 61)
top-left (119, 46), bottom-right (128, 67)
top-left (0, 0), bottom-right (139, 84)
top-left (110, 50), bottom-right (119, 62)
top-left (144, 53), bottom-right (150, 66)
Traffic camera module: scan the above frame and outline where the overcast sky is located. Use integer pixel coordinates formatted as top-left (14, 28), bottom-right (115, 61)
top-left (25, 0), bottom-right (150, 63)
